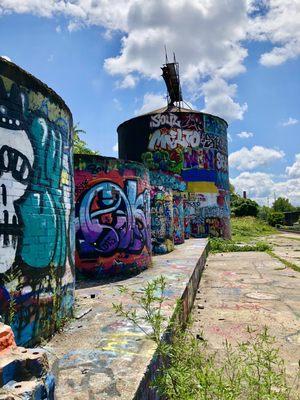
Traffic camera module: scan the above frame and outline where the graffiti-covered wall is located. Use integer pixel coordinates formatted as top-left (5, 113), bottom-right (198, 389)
top-left (118, 109), bottom-right (231, 239)
top-left (75, 155), bottom-right (152, 277)
top-left (150, 186), bottom-right (174, 254)
top-left (0, 59), bottom-right (74, 346)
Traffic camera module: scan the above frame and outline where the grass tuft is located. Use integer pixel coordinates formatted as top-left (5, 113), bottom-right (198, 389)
top-left (209, 238), bottom-right (272, 253)
top-left (267, 251), bottom-right (300, 273)
top-left (231, 217), bottom-right (277, 243)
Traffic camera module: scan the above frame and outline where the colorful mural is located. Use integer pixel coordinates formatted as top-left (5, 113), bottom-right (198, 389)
top-left (0, 60), bottom-right (74, 346)
top-left (183, 192), bottom-right (191, 239)
top-left (75, 155), bottom-right (152, 277)
top-left (173, 192), bottom-right (185, 245)
top-left (150, 187), bottom-right (174, 254)
top-left (118, 110), bottom-right (231, 239)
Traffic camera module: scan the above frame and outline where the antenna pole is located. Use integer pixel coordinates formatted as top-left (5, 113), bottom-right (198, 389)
top-left (161, 51), bottom-right (183, 110)
top-left (164, 45), bottom-right (168, 64)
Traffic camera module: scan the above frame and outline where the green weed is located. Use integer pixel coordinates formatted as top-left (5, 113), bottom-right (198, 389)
top-left (209, 238), bottom-right (272, 253)
top-left (114, 277), bottom-right (299, 399)
top-left (231, 217), bottom-right (277, 243)
top-left (267, 251), bottom-right (300, 273)
top-left (8, 297), bottom-right (17, 325)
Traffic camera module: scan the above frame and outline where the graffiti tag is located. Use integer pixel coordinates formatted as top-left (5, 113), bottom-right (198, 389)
top-left (76, 179), bottom-right (151, 258)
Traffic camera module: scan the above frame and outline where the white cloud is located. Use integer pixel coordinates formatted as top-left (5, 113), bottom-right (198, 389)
top-left (1, 0), bottom-right (300, 125)
top-left (56, 25), bottom-right (61, 33)
top-left (249, 0), bottom-right (300, 67)
top-left (231, 171), bottom-right (300, 206)
top-left (104, 1), bottom-right (248, 81)
top-left (201, 77), bottom-right (247, 122)
top-left (117, 74), bottom-right (138, 89)
top-left (0, 55), bottom-right (11, 61)
top-left (67, 20), bottom-right (84, 32)
top-left (229, 145), bottom-right (285, 171)
top-left (112, 142), bottom-right (118, 153)
top-left (286, 153), bottom-right (300, 178)
top-left (113, 98), bottom-right (122, 111)
top-left (281, 117), bottom-right (299, 126)
top-left (231, 172), bottom-right (274, 198)
top-left (0, 0), bottom-right (131, 31)
top-left (237, 131), bottom-right (254, 138)
top-left (135, 92), bottom-right (166, 115)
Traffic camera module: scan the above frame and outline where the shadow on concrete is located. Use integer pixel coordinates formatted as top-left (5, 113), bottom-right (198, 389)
top-left (75, 269), bottom-right (146, 289)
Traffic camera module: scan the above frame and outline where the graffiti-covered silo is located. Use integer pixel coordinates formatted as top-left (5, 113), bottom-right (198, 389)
top-left (0, 58), bottom-right (74, 346)
top-left (150, 186), bottom-right (174, 254)
top-left (117, 106), bottom-right (231, 239)
top-left (74, 155), bottom-right (152, 277)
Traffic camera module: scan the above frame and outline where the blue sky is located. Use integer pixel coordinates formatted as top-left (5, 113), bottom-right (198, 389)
top-left (0, 0), bottom-right (299, 205)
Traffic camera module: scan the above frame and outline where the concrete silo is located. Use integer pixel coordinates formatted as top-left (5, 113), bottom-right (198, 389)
top-left (117, 106), bottom-right (231, 242)
top-left (74, 155), bottom-right (152, 277)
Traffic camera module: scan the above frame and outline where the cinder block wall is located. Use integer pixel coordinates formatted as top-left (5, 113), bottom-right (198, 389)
top-left (74, 154), bottom-right (152, 278)
top-left (0, 58), bottom-right (75, 347)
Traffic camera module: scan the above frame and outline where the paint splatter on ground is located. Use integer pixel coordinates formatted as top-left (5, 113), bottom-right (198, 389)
top-left (42, 239), bottom-right (207, 400)
top-left (192, 234), bottom-right (300, 381)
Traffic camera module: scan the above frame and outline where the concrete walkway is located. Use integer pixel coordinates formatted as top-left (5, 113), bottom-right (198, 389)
top-left (267, 233), bottom-right (300, 269)
top-left (192, 239), bottom-right (300, 380)
top-left (44, 239), bottom-right (208, 400)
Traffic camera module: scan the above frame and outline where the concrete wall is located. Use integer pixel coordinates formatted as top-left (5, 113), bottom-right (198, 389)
top-left (74, 155), bottom-right (152, 277)
top-left (118, 110), bottom-right (231, 239)
top-left (0, 59), bottom-right (74, 347)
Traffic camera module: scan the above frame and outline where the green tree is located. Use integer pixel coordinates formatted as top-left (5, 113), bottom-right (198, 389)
top-left (72, 123), bottom-right (99, 155)
top-left (272, 197), bottom-right (295, 212)
top-left (257, 206), bottom-right (272, 222)
top-left (229, 183), bottom-right (235, 194)
top-left (267, 211), bottom-right (285, 227)
top-left (231, 195), bottom-right (259, 217)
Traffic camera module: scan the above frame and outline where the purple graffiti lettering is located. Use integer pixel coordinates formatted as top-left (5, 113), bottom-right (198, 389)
top-left (76, 180), bottom-right (151, 258)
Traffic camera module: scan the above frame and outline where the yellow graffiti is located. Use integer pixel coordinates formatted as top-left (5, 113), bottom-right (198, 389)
top-left (187, 181), bottom-right (218, 193)
top-left (165, 239), bottom-right (175, 252)
top-left (100, 332), bottom-right (154, 357)
top-left (61, 170), bottom-right (69, 185)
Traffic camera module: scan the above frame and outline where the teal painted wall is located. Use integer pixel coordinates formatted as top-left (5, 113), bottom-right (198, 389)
top-left (0, 59), bottom-right (74, 346)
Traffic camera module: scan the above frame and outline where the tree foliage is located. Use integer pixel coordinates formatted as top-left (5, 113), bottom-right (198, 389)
top-left (272, 197), bottom-right (295, 213)
top-left (267, 211), bottom-right (285, 227)
top-left (72, 123), bottom-right (99, 155)
top-left (231, 193), bottom-right (259, 217)
top-left (257, 206), bottom-right (272, 222)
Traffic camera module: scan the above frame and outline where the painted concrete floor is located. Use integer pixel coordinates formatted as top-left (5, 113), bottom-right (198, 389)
top-left (43, 239), bottom-right (207, 400)
top-left (192, 234), bottom-right (300, 381)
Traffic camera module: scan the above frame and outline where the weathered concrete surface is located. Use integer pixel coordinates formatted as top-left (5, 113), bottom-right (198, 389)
top-left (266, 233), bottom-right (300, 268)
top-left (44, 239), bottom-right (208, 400)
top-left (0, 323), bottom-right (55, 400)
top-left (192, 246), bottom-right (300, 380)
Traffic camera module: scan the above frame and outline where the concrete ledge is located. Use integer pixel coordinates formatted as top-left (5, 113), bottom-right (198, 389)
top-left (46, 239), bottom-right (208, 400)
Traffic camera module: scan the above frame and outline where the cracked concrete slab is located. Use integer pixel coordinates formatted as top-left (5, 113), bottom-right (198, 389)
top-left (192, 239), bottom-right (300, 381)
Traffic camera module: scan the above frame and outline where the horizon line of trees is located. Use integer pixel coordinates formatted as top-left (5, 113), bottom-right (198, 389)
top-left (230, 184), bottom-right (299, 226)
